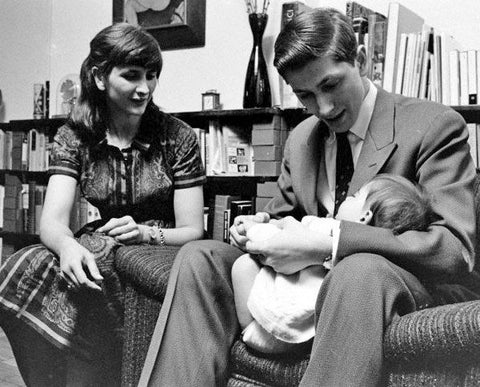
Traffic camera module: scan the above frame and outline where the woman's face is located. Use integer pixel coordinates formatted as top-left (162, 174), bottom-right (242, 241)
top-left (102, 65), bottom-right (158, 118)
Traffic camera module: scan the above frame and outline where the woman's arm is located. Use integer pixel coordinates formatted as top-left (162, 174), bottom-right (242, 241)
top-left (162, 185), bottom-right (205, 245)
top-left (97, 185), bottom-right (205, 245)
top-left (40, 174), bottom-right (102, 290)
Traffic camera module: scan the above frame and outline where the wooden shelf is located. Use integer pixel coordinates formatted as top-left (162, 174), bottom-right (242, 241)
top-left (451, 105), bottom-right (480, 123)
top-left (0, 231), bottom-right (40, 246)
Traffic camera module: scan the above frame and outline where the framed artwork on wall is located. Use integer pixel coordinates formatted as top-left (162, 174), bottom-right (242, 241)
top-left (113, 0), bottom-right (206, 51)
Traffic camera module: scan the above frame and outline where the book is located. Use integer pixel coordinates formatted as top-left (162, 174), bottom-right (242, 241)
top-left (0, 129), bottom-right (4, 169)
top-left (27, 180), bottom-right (36, 234)
top-left (449, 49), bottom-right (461, 105)
top-left (255, 196), bottom-right (273, 213)
top-left (192, 127), bottom-right (206, 169)
top-left (34, 185), bottom-right (46, 234)
top-left (253, 145), bottom-right (283, 161)
top-left (230, 200), bottom-right (253, 221)
top-left (438, 31), bottom-right (461, 106)
top-left (459, 50), bottom-right (469, 105)
top-left (467, 50), bottom-right (478, 104)
top-left (254, 161), bottom-right (282, 176)
top-left (212, 194), bottom-right (240, 241)
top-left (0, 184), bottom-right (4, 229)
top-left (367, 13), bottom-right (388, 86)
top-left (383, 2), bottom-right (425, 93)
top-left (256, 181), bottom-right (279, 197)
top-left (222, 125), bottom-right (253, 176)
top-left (207, 120), bottom-right (225, 175)
top-left (395, 33), bottom-right (409, 95)
top-left (279, 2), bottom-right (310, 108)
top-left (346, 2), bottom-right (377, 48)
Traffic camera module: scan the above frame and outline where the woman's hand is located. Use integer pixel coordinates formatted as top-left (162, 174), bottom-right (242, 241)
top-left (229, 212), bottom-right (270, 250)
top-left (245, 216), bottom-right (333, 275)
top-left (59, 239), bottom-right (103, 291)
top-left (96, 215), bottom-right (146, 244)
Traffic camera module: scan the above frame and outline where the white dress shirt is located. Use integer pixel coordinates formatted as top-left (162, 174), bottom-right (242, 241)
top-left (316, 80), bottom-right (378, 262)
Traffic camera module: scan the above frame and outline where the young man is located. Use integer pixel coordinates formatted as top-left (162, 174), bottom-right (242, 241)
top-left (139, 8), bottom-right (478, 387)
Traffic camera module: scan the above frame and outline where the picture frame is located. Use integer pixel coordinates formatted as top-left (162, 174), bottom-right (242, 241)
top-left (113, 0), bottom-right (206, 51)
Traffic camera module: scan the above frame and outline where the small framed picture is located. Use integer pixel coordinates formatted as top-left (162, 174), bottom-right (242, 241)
top-left (113, 0), bottom-right (206, 51)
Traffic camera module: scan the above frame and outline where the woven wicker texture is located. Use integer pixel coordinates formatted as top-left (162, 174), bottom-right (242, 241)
top-left (115, 245), bottom-right (179, 387)
top-left (384, 300), bottom-right (480, 361)
top-left (228, 340), bottom-right (309, 387)
top-left (387, 362), bottom-right (480, 387)
top-left (115, 244), bottom-right (180, 298)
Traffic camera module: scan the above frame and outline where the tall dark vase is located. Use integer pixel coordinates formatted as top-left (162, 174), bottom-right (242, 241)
top-left (243, 13), bottom-right (272, 108)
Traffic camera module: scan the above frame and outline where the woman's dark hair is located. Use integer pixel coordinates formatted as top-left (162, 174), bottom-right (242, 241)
top-left (366, 174), bottom-right (434, 235)
top-left (274, 7), bottom-right (357, 77)
top-left (68, 23), bottom-right (162, 142)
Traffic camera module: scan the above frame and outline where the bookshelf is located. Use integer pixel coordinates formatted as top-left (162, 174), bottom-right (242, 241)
top-left (2, 104), bottom-right (479, 255)
top-left (0, 108), bottom-right (307, 256)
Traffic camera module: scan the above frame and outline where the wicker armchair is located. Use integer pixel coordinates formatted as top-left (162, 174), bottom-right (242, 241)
top-left (115, 174), bottom-right (480, 387)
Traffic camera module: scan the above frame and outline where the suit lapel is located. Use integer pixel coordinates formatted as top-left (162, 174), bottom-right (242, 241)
top-left (302, 119), bottom-right (328, 216)
top-left (349, 87), bottom-right (397, 194)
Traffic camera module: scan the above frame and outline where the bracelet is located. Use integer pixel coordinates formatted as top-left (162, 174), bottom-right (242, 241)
top-left (147, 225), bottom-right (166, 246)
top-left (157, 227), bottom-right (166, 246)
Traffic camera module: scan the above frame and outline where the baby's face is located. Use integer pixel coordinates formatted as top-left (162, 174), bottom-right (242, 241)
top-left (335, 184), bottom-right (370, 222)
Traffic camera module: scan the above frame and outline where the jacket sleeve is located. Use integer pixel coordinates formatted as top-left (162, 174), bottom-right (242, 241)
top-left (263, 135), bottom-right (304, 220)
top-left (337, 108), bottom-right (477, 282)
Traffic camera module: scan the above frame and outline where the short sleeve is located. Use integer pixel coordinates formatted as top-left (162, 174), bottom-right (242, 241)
top-left (48, 125), bottom-right (82, 179)
top-left (172, 127), bottom-right (206, 189)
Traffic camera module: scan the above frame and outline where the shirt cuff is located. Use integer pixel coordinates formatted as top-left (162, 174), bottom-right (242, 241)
top-left (330, 220), bottom-right (341, 267)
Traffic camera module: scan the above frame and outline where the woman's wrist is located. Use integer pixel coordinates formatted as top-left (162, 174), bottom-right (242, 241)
top-left (143, 225), bottom-right (166, 245)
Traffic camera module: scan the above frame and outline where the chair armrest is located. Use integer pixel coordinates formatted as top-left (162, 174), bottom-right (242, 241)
top-left (384, 300), bottom-right (480, 362)
top-left (115, 245), bottom-right (180, 299)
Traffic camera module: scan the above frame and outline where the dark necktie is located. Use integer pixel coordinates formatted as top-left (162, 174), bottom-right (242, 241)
top-left (334, 131), bottom-right (354, 216)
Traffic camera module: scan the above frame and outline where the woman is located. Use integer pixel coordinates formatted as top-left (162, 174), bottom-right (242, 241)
top-left (0, 22), bottom-right (204, 386)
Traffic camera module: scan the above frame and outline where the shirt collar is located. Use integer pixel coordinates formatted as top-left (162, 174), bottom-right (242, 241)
top-left (93, 119), bottom-right (153, 153)
top-left (350, 79), bottom-right (377, 140)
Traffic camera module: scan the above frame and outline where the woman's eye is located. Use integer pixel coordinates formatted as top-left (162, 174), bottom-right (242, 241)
top-left (123, 72), bottom-right (138, 80)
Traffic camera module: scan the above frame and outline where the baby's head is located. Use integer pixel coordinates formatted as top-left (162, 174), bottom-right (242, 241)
top-left (335, 174), bottom-right (434, 234)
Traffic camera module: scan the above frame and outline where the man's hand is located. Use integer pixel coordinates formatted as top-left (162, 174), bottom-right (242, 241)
top-left (245, 216), bottom-right (333, 274)
top-left (229, 212), bottom-right (270, 250)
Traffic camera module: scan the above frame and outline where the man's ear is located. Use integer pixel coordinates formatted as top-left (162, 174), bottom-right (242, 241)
top-left (359, 209), bottom-right (373, 225)
top-left (92, 66), bottom-right (106, 91)
top-left (355, 45), bottom-right (368, 77)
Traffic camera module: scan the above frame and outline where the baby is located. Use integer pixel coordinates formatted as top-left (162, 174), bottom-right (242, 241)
top-left (232, 174), bottom-right (434, 354)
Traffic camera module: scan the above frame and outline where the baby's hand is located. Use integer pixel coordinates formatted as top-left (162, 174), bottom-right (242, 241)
top-left (246, 222), bottom-right (281, 242)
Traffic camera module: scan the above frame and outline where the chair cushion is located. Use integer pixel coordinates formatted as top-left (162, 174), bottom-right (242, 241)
top-left (384, 300), bottom-right (480, 362)
top-left (115, 244), bottom-right (180, 299)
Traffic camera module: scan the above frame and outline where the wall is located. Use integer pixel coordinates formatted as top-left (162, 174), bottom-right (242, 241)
top-left (1, 0), bottom-right (480, 121)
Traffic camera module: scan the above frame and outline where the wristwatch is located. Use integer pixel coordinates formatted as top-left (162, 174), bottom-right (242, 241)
top-left (147, 225), bottom-right (166, 246)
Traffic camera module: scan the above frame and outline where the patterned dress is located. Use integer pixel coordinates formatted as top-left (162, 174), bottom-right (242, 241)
top-left (0, 108), bottom-right (205, 360)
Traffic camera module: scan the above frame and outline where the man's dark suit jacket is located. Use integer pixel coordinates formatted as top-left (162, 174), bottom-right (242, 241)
top-left (265, 86), bottom-right (476, 283)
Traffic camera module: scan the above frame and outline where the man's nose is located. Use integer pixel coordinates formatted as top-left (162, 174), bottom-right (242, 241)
top-left (316, 94), bottom-right (334, 117)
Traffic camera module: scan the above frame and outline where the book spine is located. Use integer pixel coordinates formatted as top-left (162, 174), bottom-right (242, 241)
top-left (449, 50), bottom-right (460, 105)
top-left (459, 50), bottom-right (469, 105)
top-left (467, 50), bottom-right (478, 104)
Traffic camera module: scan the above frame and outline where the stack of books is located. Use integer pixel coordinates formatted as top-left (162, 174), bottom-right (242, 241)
top-left (255, 181), bottom-right (278, 212)
top-left (252, 115), bottom-right (288, 176)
